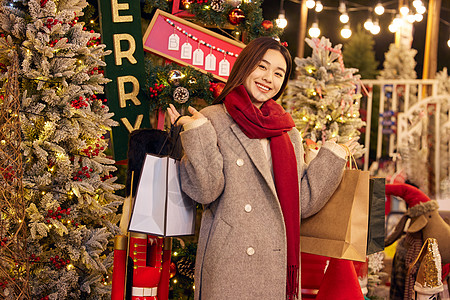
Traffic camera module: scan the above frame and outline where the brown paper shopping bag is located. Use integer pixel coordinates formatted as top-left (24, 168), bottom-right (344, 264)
top-left (300, 168), bottom-right (370, 262)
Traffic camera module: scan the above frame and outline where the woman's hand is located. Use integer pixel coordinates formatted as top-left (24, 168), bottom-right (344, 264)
top-left (167, 104), bottom-right (206, 126)
top-left (341, 137), bottom-right (360, 156)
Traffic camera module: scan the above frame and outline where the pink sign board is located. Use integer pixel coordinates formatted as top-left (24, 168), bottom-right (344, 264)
top-left (143, 9), bottom-right (245, 82)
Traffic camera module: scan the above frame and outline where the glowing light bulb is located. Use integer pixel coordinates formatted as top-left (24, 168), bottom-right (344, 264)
top-left (370, 20), bottom-right (381, 35)
top-left (400, 6), bottom-right (409, 16)
top-left (388, 23), bottom-right (398, 33)
top-left (315, 1), bottom-right (323, 12)
top-left (374, 3), bottom-right (384, 15)
top-left (414, 13), bottom-right (423, 22)
top-left (276, 13), bottom-right (288, 29)
top-left (341, 25), bottom-right (352, 39)
top-left (407, 14), bottom-right (416, 23)
top-left (309, 22), bottom-right (320, 38)
top-left (340, 12), bottom-right (349, 24)
top-left (364, 18), bottom-right (373, 31)
top-left (306, 0), bottom-right (315, 9)
top-left (448, 37), bottom-right (450, 48)
top-left (413, 0), bottom-right (422, 8)
top-left (393, 14), bottom-right (402, 27)
top-left (416, 5), bottom-right (426, 14)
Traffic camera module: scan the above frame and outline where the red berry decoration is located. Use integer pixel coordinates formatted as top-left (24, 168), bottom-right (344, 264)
top-left (228, 8), bottom-right (245, 25)
top-left (262, 20), bottom-right (273, 31)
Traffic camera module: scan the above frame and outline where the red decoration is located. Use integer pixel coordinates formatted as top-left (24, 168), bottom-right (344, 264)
top-left (169, 262), bottom-right (177, 278)
top-left (209, 82), bottom-right (225, 99)
top-left (228, 8), bottom-right (245, 25)
top-left (181, 0), bottom-right (194, 7)
top-left (262, 20), bottom-right (273, 31)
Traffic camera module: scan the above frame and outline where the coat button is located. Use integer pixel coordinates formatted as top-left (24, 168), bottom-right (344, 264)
top-left (236, 159), bottom-right (244, 166)
top-left (244, 204), bottom-right (252, 213)
top-left (246, 247), bottom-right (255, 256)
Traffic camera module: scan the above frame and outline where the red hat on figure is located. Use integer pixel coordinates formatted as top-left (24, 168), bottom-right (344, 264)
top-left (315, 258), bottom-right (364, 300)
top-left (385, 184), bottom-right (439, 217)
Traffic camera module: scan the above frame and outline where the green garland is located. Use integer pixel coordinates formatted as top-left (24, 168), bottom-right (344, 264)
top-left (144, 58), bottom-right (215, 112)
top-left (169, 238), bottom-right (197, 299)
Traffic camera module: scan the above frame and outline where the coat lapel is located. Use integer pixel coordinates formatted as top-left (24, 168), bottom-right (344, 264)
top-left (230, 123), bottom-right (278, 199)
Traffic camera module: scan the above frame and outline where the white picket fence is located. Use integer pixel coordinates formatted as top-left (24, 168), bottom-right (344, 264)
top-left (359, 79), bottom-right (450, 199)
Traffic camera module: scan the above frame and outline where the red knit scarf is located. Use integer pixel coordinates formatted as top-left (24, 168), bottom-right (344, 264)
top-left (224, 85), bottom-right (300, 299)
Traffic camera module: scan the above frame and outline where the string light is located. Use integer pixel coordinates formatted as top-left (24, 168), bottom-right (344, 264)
top-left (340, 24), bottom-right (352, 39)
top-left (309, 21), bottom-right (320, 38)
top-left (412, 0), bottom-right (422, 8)
top-left (339, 12), bottom-right (349, 24)
top-left (315, 1), bottom-right (323, 12)
top-left (306, 0), bottom-right (315, 9)
top-left (370, 20), bottom-right (380, 35)
top-left (416, 5), bottom-right (426, 14)
top-left (374, 2), bottom-right (384, 15)
top-left (364, 17), bottom-right (373, 31)
top-left (407, 13), bottom-right (416, 23)
top-left (448, 35), bottom-right (450, 48)
top-left (400, 5), bottom-right (409, 16)
top-left (276, 11), bottom-right (287, 29)
top-left (415, 13), bottom-right (423, 22)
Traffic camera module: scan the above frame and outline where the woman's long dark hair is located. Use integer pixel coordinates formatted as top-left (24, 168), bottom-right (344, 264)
top-left (213, 36), bottom-right (292, 104)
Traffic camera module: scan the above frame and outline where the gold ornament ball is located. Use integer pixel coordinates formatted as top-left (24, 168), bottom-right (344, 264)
top-left (168, 70), bottom-right (185, 86)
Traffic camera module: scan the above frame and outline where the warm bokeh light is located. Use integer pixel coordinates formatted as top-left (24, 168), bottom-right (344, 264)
top-left (414, 13), bottom-right (423, 22)
top-left (364, 18), bottom-right (373, 31)
top-left (370, 20), bottom-right (380, 35)
top-left (389, 23), bottom-right (398, 33)
top-left (315, 1), bottom-right (323, 12)
top-left (416, 5), bottom-right (426, 14)
top-left (407, 14), bottom-right (416, 23)
top-left (413, 0), bottom-right (423, 8)
top-left (339, 12), bottom-right (349, 24)
top-left (374, 3), bottom-right (385, 15)
top-left (400, 6), bottom-right (409, 16)
top-left (306, 0), bottom-right (315, 9)
top-left (276, 13), bottom-right (287, 28)
top-left (309, 22), bottom-right (321, 38)
top-left (341, 24), bottom-right (352, 38)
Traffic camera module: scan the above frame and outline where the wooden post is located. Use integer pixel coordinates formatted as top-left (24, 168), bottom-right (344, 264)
top-left (422, 0), bottom-right (441, 79)
top-left (297, 0), bottom-right (308, 59)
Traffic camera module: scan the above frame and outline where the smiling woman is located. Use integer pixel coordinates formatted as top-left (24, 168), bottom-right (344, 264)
top-left (243, 49), bottom-right (287, 108)
top-left (166, 36), bottom-right (352, 300)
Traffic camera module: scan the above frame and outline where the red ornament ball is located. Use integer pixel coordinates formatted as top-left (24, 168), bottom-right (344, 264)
top-left (169, 262), bottom-right (177, 279)
top-left (262, 20), bottom-right (273, 30)
top-left (228, 8), bottom-right (245, 25)
top-left (212, 82), bottom-right (225, 98)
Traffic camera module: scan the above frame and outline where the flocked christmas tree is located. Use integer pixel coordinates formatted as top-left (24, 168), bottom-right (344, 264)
top-left (378, 43), bottom-right (417, 80)
top-left (281, 37), bottom-right (364, 157)
top-left (0, 0), bottom-right (123, 299)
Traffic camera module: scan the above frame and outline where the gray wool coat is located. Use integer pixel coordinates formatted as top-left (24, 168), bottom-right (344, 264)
top-left (179, 104), bottom-right (346, 300)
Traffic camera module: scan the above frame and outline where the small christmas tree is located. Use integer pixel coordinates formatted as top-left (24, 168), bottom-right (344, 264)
top-left (378, 43), bottom-right (417, 80)
top-left (281, 37), bottom-right (364, 157)
top-left (0, 0), bottom-right (123, 299)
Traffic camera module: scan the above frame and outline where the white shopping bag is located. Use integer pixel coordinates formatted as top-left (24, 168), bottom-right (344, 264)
top-left (128, 154), bottom-right (196, 236)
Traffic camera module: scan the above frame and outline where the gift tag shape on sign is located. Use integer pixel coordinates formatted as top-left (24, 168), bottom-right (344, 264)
top-left (193, 48), bottom-right (204, 66)
top-left (205, 53), bottom-right (216, 71)
top-left (168, 34), bottom-right (180, 51)
top-left (181, 42), bottom-right (192, 59)
top-left (219, 58), bottom-right (230, 77)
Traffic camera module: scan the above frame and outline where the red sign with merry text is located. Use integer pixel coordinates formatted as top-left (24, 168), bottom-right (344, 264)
top-left (143, 9), bottom-right (245, 82)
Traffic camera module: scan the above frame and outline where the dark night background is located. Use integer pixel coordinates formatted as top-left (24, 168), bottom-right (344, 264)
top-left (262, 0), bottom-right (450, 78)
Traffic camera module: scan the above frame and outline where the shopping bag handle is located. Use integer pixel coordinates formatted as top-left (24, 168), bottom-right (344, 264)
top-left (157, 123), bottom-right (182, 158)
top-left (342, 144), bottom-right (358, 170)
